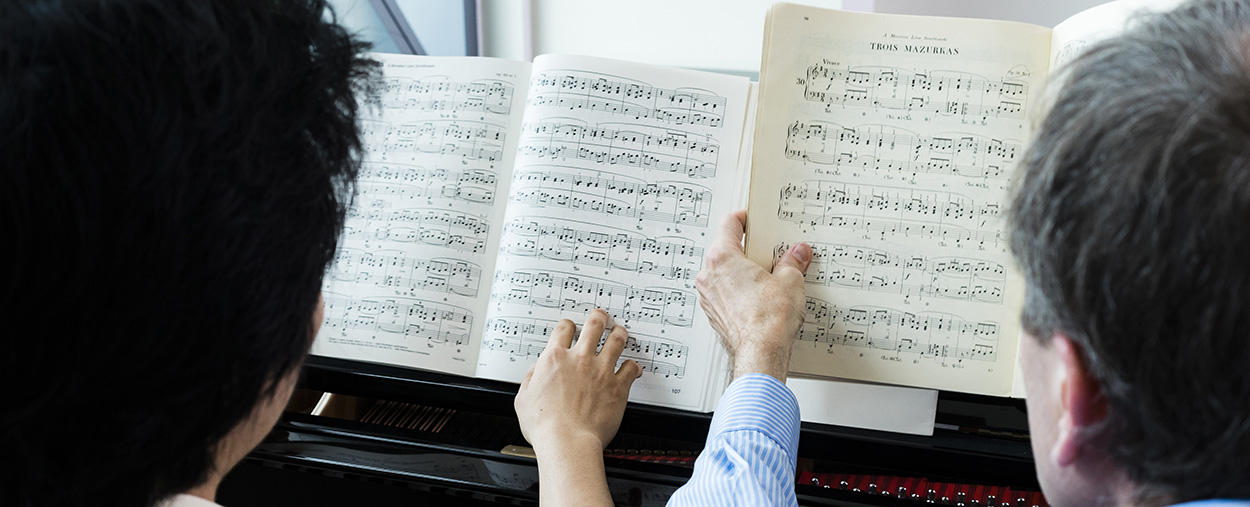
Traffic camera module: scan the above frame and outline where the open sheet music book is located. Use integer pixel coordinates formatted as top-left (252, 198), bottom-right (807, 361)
top-left (311, 0), bottom-right (1177, 410)
top-left (312, 53), bottom-right (750, 412)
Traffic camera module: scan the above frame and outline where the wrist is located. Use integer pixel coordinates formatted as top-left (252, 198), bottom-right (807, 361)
top-left (729, 341), bottom-right (793, 382)
top-left (532, 429), bottom-right (605, 460)
top-left (737, 315), bottom-right (801, 349)
top-left (531, 429), bottom-right (614, 507)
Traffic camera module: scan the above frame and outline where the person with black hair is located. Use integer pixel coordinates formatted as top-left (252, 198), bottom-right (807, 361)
top-left (0, 0), bottom-right (379, 505)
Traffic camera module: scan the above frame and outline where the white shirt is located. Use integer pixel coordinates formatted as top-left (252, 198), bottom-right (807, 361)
top-left (159, 494), bottom-right (224, 507)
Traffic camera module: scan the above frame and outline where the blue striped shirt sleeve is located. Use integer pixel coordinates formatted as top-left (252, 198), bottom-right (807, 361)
top-left (667, 373), bottom-right (801, 507)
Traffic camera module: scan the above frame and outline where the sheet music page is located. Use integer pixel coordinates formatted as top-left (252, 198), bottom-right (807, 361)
top-left (699, 82), bottom-right (762, 411)
top-left (745, 5), bottom-right (1050, 396)
top-left (473, 54), bottom-right (752, 411)
top-left (1051, 0), bottom-right (1184, 70)
top-left (311, 54), bottom-right (532, 377)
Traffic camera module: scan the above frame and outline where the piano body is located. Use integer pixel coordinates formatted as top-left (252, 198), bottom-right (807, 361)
top-left (217, 355), bottom-right (1044, 506)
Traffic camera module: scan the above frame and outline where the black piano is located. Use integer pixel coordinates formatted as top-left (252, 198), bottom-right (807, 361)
top-left (217, 356), bottom-right (1044, 507)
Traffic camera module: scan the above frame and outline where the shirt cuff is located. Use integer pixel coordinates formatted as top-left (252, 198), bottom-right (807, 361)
top-left (708, 373), bottom-right (802, 466)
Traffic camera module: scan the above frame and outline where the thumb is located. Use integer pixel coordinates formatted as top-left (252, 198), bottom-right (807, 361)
top-left (773, 243), bottom-right (812, 283)
top-left (617, 360), bottom-right (644, 392)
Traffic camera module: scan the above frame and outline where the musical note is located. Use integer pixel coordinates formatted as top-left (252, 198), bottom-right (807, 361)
top-left (322, 294), bottom-right (474, 347)
top-left (528, 72), bottom-right (727, 127)
top-left (490, 269), bottom-right (696, 327)
top-left (343, 207), bottom-right (490, 255)
top-left (346, 207), bottom-right (490, 236)
top-left (482, 317), bottom-right (689, 378)
top-left (360, 164), bottom-right (499, 187)
top-left (773, 242), bottom-right (1005, 303)
top-left (804, 64), bottom-right (1028, 122)
top-left (380, 77), bottom-right (515, 115)
top-left (785, 122), bottom-right (1019, 180)
top-left (501, 217), bottom-right (702, 282)
top-left (371, 120), bottom-right (506, 165)
top-left (356, 164), bottom-right (498, 205)
top-left (518, 121), bottom-right (719, 178)
top-left (509, 168), bottom-right (713, 226)
top-left (800, 297), bottom-right (999, 361)
top-left (776, 180), bottom-right (1004, 247)
top-left (330, 249), bottom-right (483, 298)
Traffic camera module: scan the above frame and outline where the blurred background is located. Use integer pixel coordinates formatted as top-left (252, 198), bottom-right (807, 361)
top-left (326, 0), bottom-right (1113, 79)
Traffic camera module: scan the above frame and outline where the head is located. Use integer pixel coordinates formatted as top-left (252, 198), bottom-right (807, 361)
top-left (0, 0), bottom-right (377, 505)
top-left (1011, 1), bottom-right (1250, 505)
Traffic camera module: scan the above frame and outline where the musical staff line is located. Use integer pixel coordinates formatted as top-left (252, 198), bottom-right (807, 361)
top-left (503, 217), bottom-right (702, 281)
top-left (801, 297), bottom-right (999, 361)
top-left (519, 121), bottom-right (719, 178)
top-left (490, 269), bottom-right (696, 327)
top-left (804, 64), bottom-right (1028, 121)
top-left (344, 207), bottom-right (489, 255)
top-left (358, 164), bottom-right (498, 205)
top-left (510, 168), bottom-right (712, 226)
top-left (777, 180), bottom-right (1004, 247)
top-left (331, 249), bottom-right (483, 298)
top-left (774, 242), bottom-right (1004, 303)
top-left (372, 120), bottom-right (506, 164)
top-left (482, 317), bottom-right (689, 378)
top-left (785, 122), bottom-right (1019, 180)
top-left (322, 294), bottom-right (474, 347)
top-left (361, 164), bottom-right (498, 186)
top-left (380, 77), bottom-right (515, 115)
top-left (529, 72), bottom-right (727, 127)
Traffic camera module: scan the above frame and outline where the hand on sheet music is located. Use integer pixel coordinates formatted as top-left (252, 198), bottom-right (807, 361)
top-left (515, 309), bottom-right (642, 449)
top-left (514, 310), bottom-right (642, 507)
top-left (696, 210), bottom-right (812, 382)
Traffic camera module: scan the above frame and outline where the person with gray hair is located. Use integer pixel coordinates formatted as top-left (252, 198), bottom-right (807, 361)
top-left (1008, 0), bottom-right (1250, 504)
top-left (515, 0), bottom-right (1250, 505)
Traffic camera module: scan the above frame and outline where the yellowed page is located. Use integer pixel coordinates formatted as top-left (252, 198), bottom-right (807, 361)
top-left (311, 54), bottom-right (531, 377)
top-left (745, 4), bottom-right (1050, 396)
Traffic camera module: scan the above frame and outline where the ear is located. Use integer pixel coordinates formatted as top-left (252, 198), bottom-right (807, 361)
top-left (1051, 334), bottom-right (1107, 467)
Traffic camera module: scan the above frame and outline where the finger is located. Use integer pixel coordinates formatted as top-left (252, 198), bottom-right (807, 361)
top-left (545, 319), bottom-right (576, 350)
top-left (712, 209), bottom-right (748, 253)
top-left (575, 309), bottom-right (610, 355)
top-left (616, 359), bottom-right (644, 384)
top-left (599, 324), bottom-right (629, 364)
top-left (773, 242), bottom-right (813, 284)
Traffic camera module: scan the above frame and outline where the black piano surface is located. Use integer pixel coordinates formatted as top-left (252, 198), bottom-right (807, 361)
top-left (218, 356), bottom-right (1039, 506)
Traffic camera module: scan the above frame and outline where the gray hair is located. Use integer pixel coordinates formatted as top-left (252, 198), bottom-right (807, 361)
top-left (1010, 0), bottom-right (1250, 502)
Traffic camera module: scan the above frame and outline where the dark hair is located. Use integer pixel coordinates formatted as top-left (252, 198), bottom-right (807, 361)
top-left (0, 0), bottom-right (378, 505)
top-left (1010, 0), bottom-right (1250, 501)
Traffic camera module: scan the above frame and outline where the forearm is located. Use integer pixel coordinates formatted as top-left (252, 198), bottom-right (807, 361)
top-left (669, 374), bottom-right (802, 506)
top-left (534, 434), bottom-right (613, 507)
